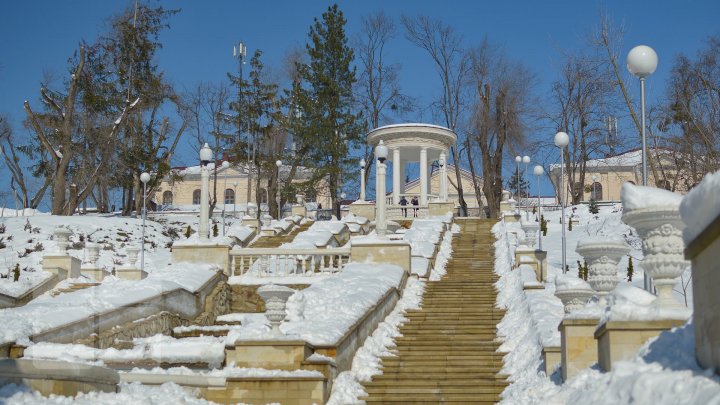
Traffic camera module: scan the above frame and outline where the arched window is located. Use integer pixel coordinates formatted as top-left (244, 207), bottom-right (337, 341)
top-left (162, 191), bottom-right (173, 205)
top-left (192, 189), bottom-right (201, 205)
top-left (590, 182), bottom-right (603, 200)
top-left (224, 189), bottom-right (235, 205)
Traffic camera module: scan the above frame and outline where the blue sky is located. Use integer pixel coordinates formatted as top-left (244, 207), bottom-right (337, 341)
top-left (1, 0), bottom-right (718, 205)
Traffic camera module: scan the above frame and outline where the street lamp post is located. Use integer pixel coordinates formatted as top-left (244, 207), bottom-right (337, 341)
top-left (221, 161), bottom-right (229, 236)
top-left (515, 156), bottom-right (522, 215)
top-left (359, 159), bottom-right (366, 202)
top-left (139, 172), bottom-right (151, 271)
top-left (554, 132), bottom-right (569, 273)
top-left (232, 181), bottom-right (238, 218)
top-left (628, 45), bottom-right (658, 293)
top-left (375, 141), bottom-right (389, 238)
top-left (523, 155), bottom-right (530, 220)
top-left (276, 160), bottom-right (282, 219)
top-left (627, 45), bottom-right (658, 188)
top-left (533, 165), bottom-right (544, 250)
top-left (199, 143), bottom-right (213, 240)
top-left (439, 155), bottom-right (447, 202)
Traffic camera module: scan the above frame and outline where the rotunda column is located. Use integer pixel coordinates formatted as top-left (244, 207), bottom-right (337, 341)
top-left (420, 147), bottom-right (428, 205)
top-left (393, 147), bottom-right (401, 205)
top-left (440, 151), bottom-right (448, 202)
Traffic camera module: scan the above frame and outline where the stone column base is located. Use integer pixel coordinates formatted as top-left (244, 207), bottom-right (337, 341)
top-left (542, 345), bottom-right (561, 375)
top-left (172, 242), bottom-right (231, 275)
top-left (115, 267), bottom-right (148, 281)
top-left (226, 340), bottom-right (313, 371)
top-left (559, 317), bottom-right (599, 382)
top-left (350, 240), bottom-right (411, 273)
top-left (428, 201), bottom-right (455, 217)
top-left (514, 248), bottom-right (547, 282)
top-left (349, 202), bottom-right (376, 221)
top-left (291, 205), bottom-right (307, 218)
top-left (81, 267), bottom-right (109, 281)
top-left (595, 318), bottom-right (687, 372)
top-left (42, 255), bottom-right (81, 280)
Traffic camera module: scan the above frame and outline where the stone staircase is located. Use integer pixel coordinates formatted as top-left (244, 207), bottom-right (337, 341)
top-left (249, 220), bottom-right (313, 248)
top-left (361, 219), bottom-right (508, 404)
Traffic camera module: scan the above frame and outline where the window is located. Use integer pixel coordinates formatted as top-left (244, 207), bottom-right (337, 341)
top-left (162, 191), bottom-right (173, 205)
top-left (224, 189), bottom-right (235, 205)
top-left (590, 182), bottom-right (603, 200)
top-left (192, 189), bottom-right (201, 205)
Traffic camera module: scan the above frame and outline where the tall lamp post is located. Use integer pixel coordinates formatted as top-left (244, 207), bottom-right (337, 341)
top-left (439, 155), bottom-right (447, 202)
top-left (627, 45), bottom-right (658, 188)
top-left (523, 155), bottom-right (530, 220)
top-left (139, 172), bottom-right (151, 271)
top-left (533, 165), bottom-right (544, 250)
top-left (221, 160), bottom-right (230, 236)
top-left (359, 159), bottom-right (366, 201)
top-left (554, 132), bottom-right (569, 273)
top-left (232, 181), bottom-right (238, 218)
top-left (375, 140), bottom-right (388, 238)
top-left (275, 160), bottom-right (282, 219)
top-left (199, 143), bottom-right (213, 240)
top-left (627, 45), bottom-right (657, 292)
top-left (514, 156), bottom-right (522, 214)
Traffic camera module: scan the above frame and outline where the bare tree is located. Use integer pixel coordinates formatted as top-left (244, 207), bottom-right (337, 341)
top-left (467, 41), bottom-right (534, 218)
top-left (23, 47), bottom-right (137, 215)
top-left (0, 116), bottom-right (51, 209)
top-left (355, 11), bottom-right (413, 189)
top-left (402, 14), bottom-right (471, 215)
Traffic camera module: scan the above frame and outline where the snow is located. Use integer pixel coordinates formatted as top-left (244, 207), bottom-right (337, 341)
top-left (0, 264), bottom-right (218, 345)
top-left (225, 263), bottom-right (405, 346)
top-left (0, 271), bottom-right (53, 298)
top-left (0, 381), bottom-right (214, 404)
top-left (680, 169), bottom-right (720, 243)
top-left (23, 334), bottom-right (226, 368)
top-left (601, 284), bottom-right (692, 323)
top-left (621, 182), bottom-right (683, 212)
top-left (555, 274), bottom-right (592, 291)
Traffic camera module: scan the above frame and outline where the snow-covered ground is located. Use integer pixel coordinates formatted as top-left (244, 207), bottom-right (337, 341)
top-left (496, 200), bottom-right (720, 404)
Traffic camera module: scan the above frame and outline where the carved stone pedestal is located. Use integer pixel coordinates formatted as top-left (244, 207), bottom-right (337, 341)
top-left (559, 317), bottom-right (599, 382)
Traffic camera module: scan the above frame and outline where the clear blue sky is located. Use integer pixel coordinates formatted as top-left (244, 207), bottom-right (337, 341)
top-left (1, 0), bottom-right (718, 204)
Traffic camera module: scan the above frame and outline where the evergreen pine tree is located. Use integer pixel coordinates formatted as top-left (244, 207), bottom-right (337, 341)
top-left (185, 225), bottom-right (192, 239)
top-left (506, 172), bottom-right (530, 199)
top-left (12, 264), bottom-right (20, 282)
top-left (627, 256), bottom-right (634, 281)
top-left (583, 260), bottom-right (589, 280)
top-left (541, 215), bottom-right (547, 236)
top-left (212, 222), bottom-right (219, 238)
top-left (577, 260), bottom-right (583, 279)
top-left (589, 198), bottom-right (600, 214)
top-left (568, 218), bottom-right (573, 231)
top-left (294, 4), bottom-right (362, 219)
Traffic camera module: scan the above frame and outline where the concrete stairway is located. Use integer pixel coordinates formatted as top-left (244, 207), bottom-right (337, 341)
top-left (249, 221), bottom-right (313, 248)
top-left (361, 219), bottom-right (507, 404)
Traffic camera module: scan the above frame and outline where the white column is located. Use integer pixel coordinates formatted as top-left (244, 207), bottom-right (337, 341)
top-left (420, 147), bottom-right (428, 205)
top-left (376, 161), bottom-right (387, 237)
top-left (392, 148), bottom-right (401, 205)
top-left (399, 162), bottom-right (406, 194)
top-left (359, 168), bottom-right (366, 202)
top-left (440, 151), bottom-right (448, 202)
top-left (199, 165), bottom-right (210, 240)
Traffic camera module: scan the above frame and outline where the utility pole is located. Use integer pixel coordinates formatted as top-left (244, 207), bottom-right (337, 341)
top-left (233, 42), bottom-right (250, 207)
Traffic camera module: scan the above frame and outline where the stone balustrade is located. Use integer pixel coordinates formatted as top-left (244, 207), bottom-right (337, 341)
top-left (230, 247), bottom-right (351, 277)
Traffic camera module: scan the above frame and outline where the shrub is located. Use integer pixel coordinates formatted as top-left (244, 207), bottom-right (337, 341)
top-left (540, 215), bottom-right (547, 236)
top-left (0, 223), bottom-right (5, 234)
top-left (589, 198), bottom-right (599, 214)
top-left (185, 225), bottom-right (193, 238)
top-left (568, 218), bottom-right (573, 231)
top-left (33, 242), bottom-right (43, 252)
top-left (627, 256), bottom-right (634, 281)
top-left (0, 237), bottom-right (5, 249)
top-left (212, 223), bottom-right (219, 237)
top-left (12, 264), bottom-right (20, 282)
top-left (583, 260), bottom-right (589, 280)
top-left (577, 260), bottom-right (583, 279)
top-left (23, 219), bottom-right (31, 232)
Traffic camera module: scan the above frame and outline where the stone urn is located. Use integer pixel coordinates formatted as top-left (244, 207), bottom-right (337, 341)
top-left (257, 284), bottom-right (296, 335)
top-left (262, 214), bottom-right (273, 228)
top-left (296, 194), bottom-right (305, 205)
top-left (84, 243), bottom-right (100, 265)
top-left (622, 207), bottom-right (688, 308)
top-left (54, 227), bottom-right (72, 253)
top-left (554, 276), bottom-right (594, 314)
top-left (126, 246), bottom-right (140, 268)
top-left (575, 239), bottom-right (630, 305)
top-left (520, 221), bottom-right (539, 247)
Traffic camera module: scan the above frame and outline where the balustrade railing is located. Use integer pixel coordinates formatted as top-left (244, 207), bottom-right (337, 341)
top-left (230, 247), bottom-right (351, 277)
top-left (386, 205), bottom-right (428, 219)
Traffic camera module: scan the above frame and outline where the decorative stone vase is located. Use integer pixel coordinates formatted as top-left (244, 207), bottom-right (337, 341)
top-left (262, 214), bottom-right (273, 228)
top-left (296, 194), bottom-right (305, 205)
top-left (520, 222), bottom-right (539, 247)
top-left (126, 247), bottom-right (140, 268)
top-left (85, 243), bottom-right (100, 265)
top-left (555, 286), bottom-right (594, 314)
top-left (54, 227), bottom-right (72, 253)
top-left (622, 207), bottom-right (688, 308)
top-left (257, 284), bottom-right (295, 335)
top-left (575, 240), bottom-right (630, 304)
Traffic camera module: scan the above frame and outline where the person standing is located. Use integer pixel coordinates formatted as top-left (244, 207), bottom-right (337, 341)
top-left (411, 196), bottom-right (419, 217)
top-left (399, 196), bottom-right (409, 217)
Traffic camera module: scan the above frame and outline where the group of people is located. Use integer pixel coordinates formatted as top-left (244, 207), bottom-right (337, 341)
top-left (399, 196), bottom-right (419, 217)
